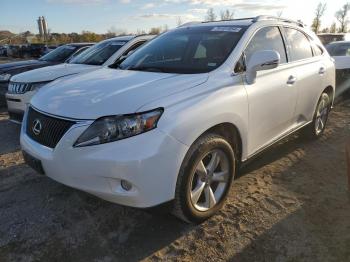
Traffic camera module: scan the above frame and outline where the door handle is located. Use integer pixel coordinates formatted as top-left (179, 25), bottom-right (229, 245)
top-left (319, 67), bottom-right (326, 75)
top-left (287, 75), bottom-right (297, 85)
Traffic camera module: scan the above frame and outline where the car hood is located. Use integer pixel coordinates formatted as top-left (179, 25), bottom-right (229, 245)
top-left (0, 60), bottom-right (50, 73)
top-left (11, 63), bottom-right (99, 83)
top-left (31, 68), bottom-right (209, 119)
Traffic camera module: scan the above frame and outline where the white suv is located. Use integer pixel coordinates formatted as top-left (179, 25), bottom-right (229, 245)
top-left (6, 35), bottom-right (154, 123)
top-left (20, 16), bottom-right (335, 223)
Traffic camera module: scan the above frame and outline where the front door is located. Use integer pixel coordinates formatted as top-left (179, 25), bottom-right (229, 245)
top-left (243, 26), bottom-right (297, 156)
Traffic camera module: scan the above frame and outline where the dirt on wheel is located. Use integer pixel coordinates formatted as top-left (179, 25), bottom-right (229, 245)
top-left (0, 99), bottom-right (350, 262)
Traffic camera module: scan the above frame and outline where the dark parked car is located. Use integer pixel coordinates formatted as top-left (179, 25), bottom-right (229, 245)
top-left (0, 43), bottom-right (93, 107)
top-left (20, 43), bottom-right (48, 58)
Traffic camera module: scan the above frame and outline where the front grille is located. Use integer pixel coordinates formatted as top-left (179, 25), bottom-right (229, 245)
top-left (26, 107), bottom-right (75, 148)
top-left (8, 82), bottom-right (32, 94)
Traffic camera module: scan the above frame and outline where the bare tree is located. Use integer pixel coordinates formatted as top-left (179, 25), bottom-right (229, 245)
top-left (220, 9), bottom-right (234, 20)
top-left (276, 10), bottom-right (283, 17)
top-left (205, 8), bottom-right (217, 22)
top-left (107, 26), bottom-right (127, 37)
top-left (330, 22), bottom-right (337, 33)
top-left (176, 16), bottom-right (183, 27)
top-left (335, 3), bottom-right (350, 33)
top-left (312, 2), bottom-right (327, 33)
top-left (162, 24), bottom-right (169, 32)
top-left (149, 27), bottom-right (162, 35)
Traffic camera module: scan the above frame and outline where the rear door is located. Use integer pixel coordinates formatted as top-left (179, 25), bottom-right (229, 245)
top-left (244, 26), bottom-right (298, 155)
top-left (283, 27), bottom-right (325, 123)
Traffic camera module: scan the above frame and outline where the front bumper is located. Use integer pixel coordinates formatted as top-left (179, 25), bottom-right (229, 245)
top-left (6, 91), bottom-right (36, 123)
top-left (20, 121), bottom-right (189, 208)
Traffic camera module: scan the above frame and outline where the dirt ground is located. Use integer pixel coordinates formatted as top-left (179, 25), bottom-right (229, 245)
top-left (0, 97), bottom-right (350, 261)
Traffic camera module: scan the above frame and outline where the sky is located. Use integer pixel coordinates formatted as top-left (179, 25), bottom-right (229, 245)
top-left (0, 0), bottom-right (348, 34)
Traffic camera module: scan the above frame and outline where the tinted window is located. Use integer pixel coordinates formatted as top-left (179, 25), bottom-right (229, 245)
top-left (119, 26), bottom-right (247, 74)
top-left (245, 27), bottom-right (287, 64)
top-left (39, 45), bottom-right (79, 62)
top-left (70, 40), bottom-right (126, 65)
top-left (285, 28), bottom-right (313, 61)
top-left (326, 43), bottom-right (350, 56)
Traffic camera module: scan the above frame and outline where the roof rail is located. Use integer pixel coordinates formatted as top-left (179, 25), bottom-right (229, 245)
top-left (179, 17), bottom-right (256, 27)
top-left (253, 15), bottom-right (304, 27)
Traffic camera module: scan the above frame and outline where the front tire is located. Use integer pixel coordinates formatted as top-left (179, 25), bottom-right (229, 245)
top-left (172, 133), bottom-right (236, 224)
top-left (303, 92), bottom-right (331, 139)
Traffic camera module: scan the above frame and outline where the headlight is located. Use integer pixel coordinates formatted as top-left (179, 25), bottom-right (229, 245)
top-left (0, 73), bottom-right (11, 81)
top-left (74, 108), bottom-right (163, 147)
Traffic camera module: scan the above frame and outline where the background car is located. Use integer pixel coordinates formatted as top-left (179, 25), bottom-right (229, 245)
top-left (0, 42), bottom-right (94, 107)
top-left (6, 35), bottom-right (155, 122)
top-left (326, 41), bottom-right (350, 98)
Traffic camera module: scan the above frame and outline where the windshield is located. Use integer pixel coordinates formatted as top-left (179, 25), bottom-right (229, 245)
top-left (39, 45), bottom-right (79, 62)
top-left (69, 40), bottom-right (127, 65)
top-left (119, 26), bottom-right (247, 74)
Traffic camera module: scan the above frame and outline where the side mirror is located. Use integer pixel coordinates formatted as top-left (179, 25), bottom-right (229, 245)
top-left (246, 50), bottom-right (280, 84)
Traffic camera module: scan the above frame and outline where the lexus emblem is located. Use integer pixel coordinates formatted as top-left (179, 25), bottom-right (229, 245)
top-left (32, 119), bottom-right (42, 136)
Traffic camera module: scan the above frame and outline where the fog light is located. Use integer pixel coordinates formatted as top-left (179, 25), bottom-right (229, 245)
top-left (121, 180), bottom-right (132, 191)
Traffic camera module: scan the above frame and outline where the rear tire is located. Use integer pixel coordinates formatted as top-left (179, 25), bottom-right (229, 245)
top-left (172, 133), bottom-right (236, 224)
top-left (303, 92), bottom-right (331, 139)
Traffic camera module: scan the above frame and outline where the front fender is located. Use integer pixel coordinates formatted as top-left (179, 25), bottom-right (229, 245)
top-left (155, 81), bottom-right (249, 160)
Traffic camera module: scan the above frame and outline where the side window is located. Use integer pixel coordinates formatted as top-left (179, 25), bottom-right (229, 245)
top-left (123, 41), bottom-right (146, 56)
top-left (284, 28), bottom-right (313, 61)
top-left (245, 26), bottom-right (287, 64)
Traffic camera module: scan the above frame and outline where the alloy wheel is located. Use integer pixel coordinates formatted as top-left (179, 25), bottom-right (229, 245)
top-left (315, 95), bottom-right (329, 135)
top-left (189, 149), bottom-right (230, 212)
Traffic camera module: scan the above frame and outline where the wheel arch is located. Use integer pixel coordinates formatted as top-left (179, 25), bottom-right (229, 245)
top-left (200, 122), bottom-right (243, 162)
